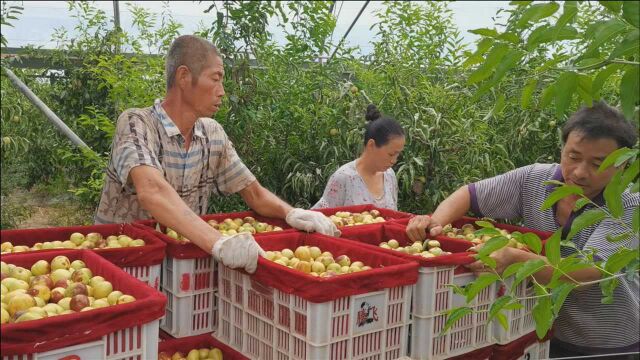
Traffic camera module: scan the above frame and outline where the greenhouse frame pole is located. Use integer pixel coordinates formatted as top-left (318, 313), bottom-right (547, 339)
top-left (2, 66), bottom-right (93, 152)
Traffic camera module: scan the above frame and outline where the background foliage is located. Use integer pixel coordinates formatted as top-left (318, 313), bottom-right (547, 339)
top-left (1, 1), bottom-right (637, 228)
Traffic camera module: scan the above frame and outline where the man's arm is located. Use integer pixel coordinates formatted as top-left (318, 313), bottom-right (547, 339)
top-left (238, 180), bottom-right (293, 219)
top-left (131, 165), bottom-right (221, 254)
top-left (406, 185), bottom-right (471, 241)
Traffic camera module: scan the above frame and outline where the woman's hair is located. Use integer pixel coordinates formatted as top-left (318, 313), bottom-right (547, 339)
top-left (364, 104), bottom-right (405, 147)
top-left (561, 100), bottom-right (638, 148)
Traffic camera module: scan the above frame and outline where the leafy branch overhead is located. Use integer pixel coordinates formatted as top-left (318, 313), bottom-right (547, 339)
top-left (465, 1), bottom-right (639, 119)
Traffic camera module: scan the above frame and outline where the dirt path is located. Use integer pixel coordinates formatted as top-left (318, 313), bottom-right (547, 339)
top-left (2, 188), bottom-right (94, 229)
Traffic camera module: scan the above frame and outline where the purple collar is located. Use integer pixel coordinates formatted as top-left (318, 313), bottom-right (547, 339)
top-left (547, 165), bottom-right (605, 206)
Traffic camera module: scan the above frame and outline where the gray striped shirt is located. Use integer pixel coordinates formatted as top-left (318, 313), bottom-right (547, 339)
top-left (95, 99), bottom-right (256, 224)
top-left (469, 163), bottom-right (639, 353)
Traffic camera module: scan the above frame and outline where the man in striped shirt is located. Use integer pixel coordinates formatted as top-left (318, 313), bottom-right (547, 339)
top-left (95, 35), bottom-right (339, 273)
top-left (407, 102), bottom-right (638, 357)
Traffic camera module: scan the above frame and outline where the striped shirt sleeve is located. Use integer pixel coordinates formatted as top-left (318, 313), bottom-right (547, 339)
top-left (112, 110), bottom-right (162, 187)
top-left (584, 198), bottom-right (639, 262)
top-left (212, 130), bottom-right (256, 195)
top-left (470, 164), bottom-right (536, 220)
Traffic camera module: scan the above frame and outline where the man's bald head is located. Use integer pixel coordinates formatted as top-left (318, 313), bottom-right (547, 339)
top-left (165, 35), bottom-right (220, 90)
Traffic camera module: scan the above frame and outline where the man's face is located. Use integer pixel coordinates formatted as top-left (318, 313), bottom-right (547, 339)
top-left (560, 131), bottom-right (620, 199)
top-left (183, 54), bottom-right (225, 117)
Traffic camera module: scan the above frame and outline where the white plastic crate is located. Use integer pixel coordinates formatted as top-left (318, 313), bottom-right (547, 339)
top-left (2, 320), bottom-right (159, 360)
top-left (217, 264), bottom-right (412, 360)
top-left (410, 266), bottom-right (495, 360)
top-left (493, 278), bottom-right (536, 345)
top-left (123, 263), bottom-right (161, 290)
top-left (160, 288), bottom-right (218, 338)
top-left (162, 256), bottom-right (216, 296)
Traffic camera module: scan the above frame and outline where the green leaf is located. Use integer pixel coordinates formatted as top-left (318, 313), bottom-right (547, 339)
top-left (598, 147), bottom-right (635, 172)
top-left (606, 232), bottom-right (632, 243)
top-left (623, 1), bottom-right (639, 28)
top-left (476, 236), bottom-right (509, 258)
top-left (474, 227), bottom-right (502, 236)
top-left (464, 38), bottom-right (495, 68)
top-left (514, 259), bottom-right (547, 289)
top-left (527, 25), bottom-right (580, 50)
top-left (540, 83), bottom-right (555, 109)
top-left (593, 63), bottom-right (623, 99)
top-left (551, 283), bottom-right (577, 316)
top-left (545, 230), bottom-right (562, 265)
top-left (560, 240), bottom-right (577, 249)
top-left (467, 43), bottom-right (510, 85)
top-left (620, 66), bottom-right (639, 120)
top-left (475, 220), bottom-right (495, 228)
top-left (442, 307), bottom-right (473, 334)
top-left (532, 295), bottom-right (554, 339)
top-left (609, 29), bottom-right (639, 59)
top-left (503, 262), bottom-right (525, 279)
top-left (469, 28), bottom-right (500, 37)
top-left (573, 197), bottom-right (591, 211)
top-left (633, 207), bottom-right (639, 233)
top-left (566, 209), bottom-right (608, 241)
top-left (604, 170), bottom-right (624, 218)
top-left (521, 232), bottom-right (543, 254)
top-left (446, 284), bottom-right (467, 297)
top-left (495, 312), bottom-right (509, 331)
top-left (493, 94), bottom-right (507, 116)
top-left (555, 1), bottom-right (578, 29)
top-left (584, 19), bottom-right (628, 58)
top-left (488, 295), bottom-right (512, 320)
top-left (615, 150), bottom-right (638, 167)
top-left (599, 1), bottom-right (622, 14)
top-left (517, 2), bottom-right (561, 28)
top-left (541, 184), bottom-right (583, 210)
top-left (605, 248), bottom-right (639, 274)
top-left (521, 78), bottom-right (538, 109)
top-left (479, 256), bottom-right (497, 269)
top-left (625, 259), bottom-right (640, 281)
top-left (498, 32), bottom-right (521, 44)
top-left (554, 71), bottom-right (578, 116)
top-left (473, 49), bottom-right (525, 99)
top-left (466, 273), bottom-right (500, 303)
top-left (600, 277), bottom-right (619, 304)
top-left (576, 74), bottom-right (593, 107)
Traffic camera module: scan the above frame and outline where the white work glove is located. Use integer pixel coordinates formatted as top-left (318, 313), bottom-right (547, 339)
top-left (286, 208), bottom-right (341, 237)
top-left (212, 233), bottom-right (265, 274)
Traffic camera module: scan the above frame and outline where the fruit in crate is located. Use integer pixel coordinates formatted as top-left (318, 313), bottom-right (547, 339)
top-left (0, 257), bottom-right (137, 324)
top-left (159, 346), bottom-right (224, 360)
top-left (441, 223), bottom-right (528, 249)
top-left (327, 210), bottom-right (385, 227)
top-left (265, 246), bottom-right (373, 276)
top-left (379, 239), bottom-right (452, 258)
top-left (165, 217), bottom-right (284, 243)
top-left (0, 233), bottom-right (146, 254)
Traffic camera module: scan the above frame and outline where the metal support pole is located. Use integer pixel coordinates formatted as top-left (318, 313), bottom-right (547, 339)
top-left (2, 66), bottom-right (93, 152)
top-left (113, 0), bottom-right (121, 54)
top-left (327, 0), bottom-right (369, 64)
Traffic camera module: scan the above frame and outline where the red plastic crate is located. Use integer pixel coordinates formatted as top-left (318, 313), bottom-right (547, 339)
top-left (1, 249), bottom-right (166, 359)
top-left (339, 223), bottom-right (495, 360)
top-left (217, 231), bottom-right (420, 360)
top-left (312, 204), bottom-right (413, 228)
top-left (158, 332), bottom-right (248, 360)
top-left (0, 224), bottom-right (166, 290)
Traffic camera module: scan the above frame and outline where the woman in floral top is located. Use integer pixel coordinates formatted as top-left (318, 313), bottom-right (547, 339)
top-left (313, 104), bottom-right (405, 210)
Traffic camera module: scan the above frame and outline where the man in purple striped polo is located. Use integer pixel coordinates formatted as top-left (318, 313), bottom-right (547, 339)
top-left (407, 102), bottom-right (638, 358)
top-left (95, 35), bottom-right (339, 273)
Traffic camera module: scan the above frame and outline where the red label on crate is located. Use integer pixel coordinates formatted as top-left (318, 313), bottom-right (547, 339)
top-left (180, 273), bottom-right (191, 291)
top-left (352, 293), bottom-right (385, 335)
top-left (59, 356), bottom-right (80, 360)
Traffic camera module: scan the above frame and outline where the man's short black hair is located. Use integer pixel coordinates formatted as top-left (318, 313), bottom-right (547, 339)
top-left (561, 101), bottom-right (638, 149)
